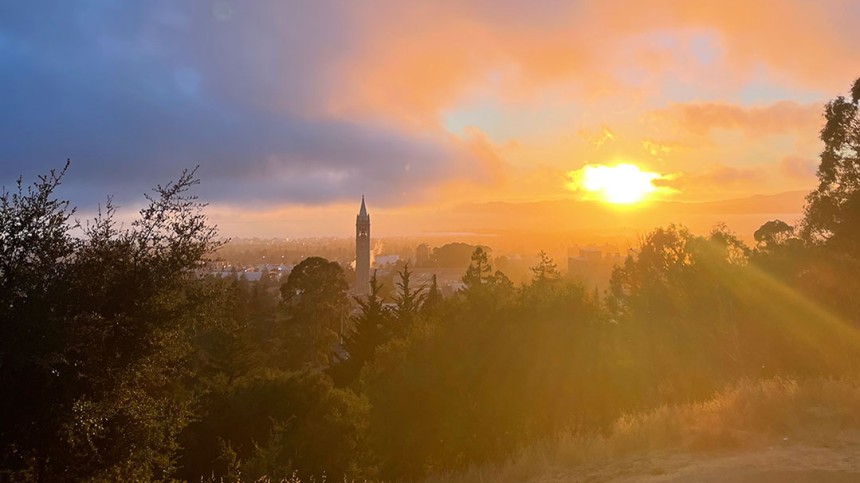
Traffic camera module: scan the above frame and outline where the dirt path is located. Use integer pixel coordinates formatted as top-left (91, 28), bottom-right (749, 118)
top-left (533, 432), bottom-right (860, 482)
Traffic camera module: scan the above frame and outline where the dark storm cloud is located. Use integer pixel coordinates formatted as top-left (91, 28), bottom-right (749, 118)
top-left (0, 1), bottom-right (478, 208)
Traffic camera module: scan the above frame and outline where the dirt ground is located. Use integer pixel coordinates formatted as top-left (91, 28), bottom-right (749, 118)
top-left (532, 431), bottom-right (860, 482)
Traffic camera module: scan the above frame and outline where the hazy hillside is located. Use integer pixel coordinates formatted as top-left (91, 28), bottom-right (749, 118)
top-left (435, 191), bottom-right (808, 240)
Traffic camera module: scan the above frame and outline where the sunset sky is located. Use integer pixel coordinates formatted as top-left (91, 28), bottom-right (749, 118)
top-left (3, 1), bottom-right (860, 238)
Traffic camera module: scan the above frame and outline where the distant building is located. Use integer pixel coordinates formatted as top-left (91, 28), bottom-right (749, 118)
top-left (415, 243), bottom-right (430, 266)
top-left (355, 196), bottom-right (371, 295)
top-left (567, 244), bottom-right (625, 289)
top-left (374, 254), bottom-right (400, 267)
top-left (578, 248), bottom-right (602, 263)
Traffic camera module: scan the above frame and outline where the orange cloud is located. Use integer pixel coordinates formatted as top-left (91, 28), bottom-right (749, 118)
top-left (652, 101), bottom-right (822, 137)
top-left (578, 126), bottom-right (618, 150)
top-left (294, 1), bottom-right (850, 211)
top-left (641, 139), bottom-right (682, 159)
top-left (458, 127), bottom-right (509, 186)
top-left (780, 156), bottom-right (818, 180)
top-left (318, 1), bottom-right (859, 124)
top-left (655, 166), bottom-right (765, 192)
top-left (216, 1), bottom-right (852, 217)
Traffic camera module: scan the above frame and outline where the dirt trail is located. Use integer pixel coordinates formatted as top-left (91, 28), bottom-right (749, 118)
top-left (533, 432), bottom-right (860, 482)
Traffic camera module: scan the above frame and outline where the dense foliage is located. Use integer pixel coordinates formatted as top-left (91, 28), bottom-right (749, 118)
top-left (1, 164), bottom-right (218, 481)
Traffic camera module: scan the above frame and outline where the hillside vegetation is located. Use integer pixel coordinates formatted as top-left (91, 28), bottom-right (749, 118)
top-left (428, 376), bottom-right (860, 482)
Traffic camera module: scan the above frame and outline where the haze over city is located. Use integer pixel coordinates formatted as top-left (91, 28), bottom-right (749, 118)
top-left (4, 1), bottom-right (858, 238)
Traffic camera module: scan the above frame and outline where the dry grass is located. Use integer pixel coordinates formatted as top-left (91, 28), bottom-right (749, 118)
top-left (200, 472), bottom-right (366, 483)
top-left (425, 376), bottom-right (860, 483)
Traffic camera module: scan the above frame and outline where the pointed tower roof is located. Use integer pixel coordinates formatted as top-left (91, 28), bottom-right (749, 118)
top-left (358, 195), bottom-right (368, 217)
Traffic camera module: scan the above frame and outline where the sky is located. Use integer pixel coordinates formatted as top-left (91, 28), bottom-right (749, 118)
top-left (2, 1), bottom-right (860, 238)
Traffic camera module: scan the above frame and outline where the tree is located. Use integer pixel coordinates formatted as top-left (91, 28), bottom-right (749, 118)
top-left (422, 274), bottom-right (443, 315)
top-left (0, 160), bottom-right (74, 302)
top-left (754, 220), bottom-right (795, 250)
top-left (431, 242), bottom-right (480, 268)
top-left (392, 263), bottom-right (425, 334)
top-left (803, 76), bottom-right (860, 254)
top-left (280, 257), bottom-right (349, 369)
top-left (331, 272), bottom-right (392, 386)
top-left (1, 164), bottom-right (221, 481)
top-left (177, 369), bottom-right (372, 482)
top-left (609, 225), bottom-right (749, 315)
top-left (281, 257), bottom-right (349, 314)
top-left (530, 250), bottom-right (560, 283)
top-left (463, 246), bottom-right (493, 287)
top-left (754, 219), bottom-right (794, 248)
top-left (0, 162), bottom-right (76, 481)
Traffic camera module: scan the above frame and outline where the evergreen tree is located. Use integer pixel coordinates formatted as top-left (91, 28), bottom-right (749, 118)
top-left (332, 272), bottom-right (391, 386)
top-left (463, 246), bottom-right (492, 287)
top-left (422, 274), bottom-right (443, 315)
top-left (530, 250), bottom-right (560, 283)
top-left (392, 263), bottom-right (425, 334)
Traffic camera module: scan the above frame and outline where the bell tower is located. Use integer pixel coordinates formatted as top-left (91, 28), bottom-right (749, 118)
top-left (355, 195), bottom-right (370, 295)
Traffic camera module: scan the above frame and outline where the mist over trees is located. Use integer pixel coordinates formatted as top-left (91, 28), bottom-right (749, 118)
top-left (3, 77), bottom-right (860, 481)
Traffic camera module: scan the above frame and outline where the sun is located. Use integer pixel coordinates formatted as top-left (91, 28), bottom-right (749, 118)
top-left (570, 163), bottom-right (660, 204)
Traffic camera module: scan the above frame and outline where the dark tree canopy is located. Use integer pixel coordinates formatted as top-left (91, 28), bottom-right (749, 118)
top-left (331, 272), bottom-right (392, 386)
top-left (0, 164), bottom-right (220, 481)
top-left (463, 246), bottom-right (493, 287)
top-left (754, 219), bottom-right (794, 249)
top-left (281, 256), bottom-right (349, 308)
top-left (431, 242), bottom-right (483, 268)
top-left (280, 256), bottom-right (349, 369)
top-left (803, 76), bottom-right (860, 253)
top-left (281, 255), bottom-right (349, 336)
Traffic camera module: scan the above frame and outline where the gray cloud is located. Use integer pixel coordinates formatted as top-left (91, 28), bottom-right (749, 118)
top-left (0, 1), bottom-right (483, 208)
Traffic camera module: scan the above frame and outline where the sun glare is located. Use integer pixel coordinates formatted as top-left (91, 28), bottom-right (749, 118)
top-left (569, 163), bottom-right (661, 204)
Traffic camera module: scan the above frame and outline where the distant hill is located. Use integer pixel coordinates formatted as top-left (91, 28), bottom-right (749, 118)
top-left (419, 191), bottom-right (808, 242)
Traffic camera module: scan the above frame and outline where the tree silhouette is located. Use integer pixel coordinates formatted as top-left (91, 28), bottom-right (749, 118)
top-left (333, 272), bottom-right (391, 386)
top-left (281, 257), bottom-right (349, 315)
top-left (463, 246), bottom-right (493, 287)
top-left (0, 164), bottom-right (221, 481)
top-left (280, 256), bottom-right (349, 368)
top-left (530, 250), bottom-right (560, 283)
top-left (422, 274), bottom-right (442, 315)
top-left (754, 220), bottom-right (795, 250)
top-left (803, 76), bottom-right (860, 254)
top-left (392, 263), bottom-right (425, 334)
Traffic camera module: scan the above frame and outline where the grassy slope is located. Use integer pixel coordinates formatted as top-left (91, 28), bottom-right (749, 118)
top-left (426, 377), bottom-right (860, 482)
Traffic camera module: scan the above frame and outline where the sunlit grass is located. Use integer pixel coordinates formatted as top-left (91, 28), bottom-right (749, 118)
top-left (426, 376), bottom-right (860, 483)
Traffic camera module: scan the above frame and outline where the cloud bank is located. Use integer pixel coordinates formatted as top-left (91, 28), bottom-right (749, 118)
top-left (1, 0), bottom-right (856, 233)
